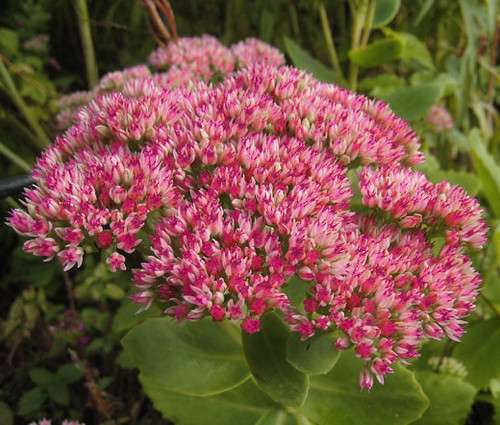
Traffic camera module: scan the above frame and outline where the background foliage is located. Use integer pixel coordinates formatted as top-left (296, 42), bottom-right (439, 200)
top-left (0, 0), bottom-right (499, 424)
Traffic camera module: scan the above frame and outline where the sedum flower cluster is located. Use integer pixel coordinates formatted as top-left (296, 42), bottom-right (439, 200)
top-left (55, 36), bottom-right (284, 130)
top-left (8, 44), bottom-right (486, 391)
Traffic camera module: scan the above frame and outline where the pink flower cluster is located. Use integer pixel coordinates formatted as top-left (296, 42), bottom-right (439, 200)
top-left (29, 420), bottom-right (84, 425)
top-left (427, 105), bottom-right (454, 132)
top-left (9, 60), bottom-right (486, 390)
top-left (56, 37), bottom-right (284, 130)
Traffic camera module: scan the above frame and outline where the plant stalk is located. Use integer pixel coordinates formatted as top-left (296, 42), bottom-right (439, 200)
top-left (0, 57), bottom-right (51, 149)
top-left (348, 0), bottom-right (371, 91)
top-left (74, 0), bottom-right (99, 88)
top-left (0, 141), bottom-right (32, 172)
top-left (318, 1), bottom-right (346, 85)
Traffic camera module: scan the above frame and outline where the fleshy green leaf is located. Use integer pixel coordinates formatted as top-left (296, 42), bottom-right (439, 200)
top-left (0, 28), bottom-right (19, 56)
top-left (349, 38), bottom-right (404, 68)
top-left (0, 401), bottom-right (13, 425)
top-left (56, 364), bottom-right (83, 384)
top-left (112, 297), bottom-right (161, 333)
top-left (29, 368), bottom-right (55, 387)
top-left (454, 319), bottom-right (500, 389)
top-left (414, 154), bottom-right (481, 196)
top-left (297, 352), bottom-right (429, 425)
top-left (412, 371), bottom-right (476, 425)
top-left (140, 374), bottom-right (276, 425)
top-left (381, 83), bottom-right (442, 121)
top-left (283, 275), bottom-right (311, 314)
top-left (287, 332), bottom-right (341, 375)
top-left (18, 387), bottom-right (47, 416)
top-left (46, 382), bottom-right (70, 405)
top-left (283, 36), bottom-right (340, 84)
top-left (493, 224), bottom-right (500, 268)
top-left (256, 408), bottom-right (313, 425)
top-left (242, 312), bottom-right (309, 407)
top-left (372, 0), bottom-right (401, 28)
top-left (468, 128), bottom-right (500, 217)
top-left (259, 8), bottom-right (274, 43)
top-left (121, 317), bottom-right (250, 396)
top-left (483, 273), bottom-right (500, 304)
top-left (382, 29), bottom-right (434, 69)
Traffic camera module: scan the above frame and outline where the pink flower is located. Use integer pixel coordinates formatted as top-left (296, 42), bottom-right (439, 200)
top-left (7, 53), bottom-right (486, 391)
top-left (427, 105), bottom-right (454, 131)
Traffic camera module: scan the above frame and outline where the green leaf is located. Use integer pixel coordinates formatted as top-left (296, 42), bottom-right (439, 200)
top-left (112, 297), bottom-right (161, 333)
top-left (414, 155), bottom-right (481, 196)
top-left (468, 128), bottom-right (500, 217)
top-left (372, 0), bottom-right (401, 28)
top-left (283, 275), bottom-right (311, 314)
top-left (0, 28), bottom-right (19, 56)
top-left (382, 29), bottom-right (434, 69)
top-left (259, 9), bottom-right (274, 43)
top-left (287, 332), bottom-right (341, 375)
top-left (412, 371), bottom-right (476, 425)
top-left (358, 74), bottom-right (403, 97)
top-left (242, 312), bottom-right (309, 407)
top-left (104, 282), bottom-right (125, 299)
top-left (454, 319), bottom-right (500, 389)
top-left (381, 83), bottom-right (442, 121)
top-left (46, 382), bottom-right (70, 405)
top-left (493, 224), bottom-right (500, 268)
top-left (29, 368), bottom-right (55, 387)
top-left (0, 401), bottom-right (13, 425)
top-left (140, 374), bottom-right (276, 425)
top-left (57, 364), bottom-right (83, 384)
top-left (122, 317), bottom-right (250, 396)
top-left (256, 408), bottom-right (313, 425)
top-left (297, 352), bottom-right (429, 425)
top-left (349, 38), bottom-right (404, 68)
top-left (283, 36), bottom-right (340, 84)
top-left (483, 273), bottom-right (500, 304)
top-left (18, 387), bottom-right (47, 416)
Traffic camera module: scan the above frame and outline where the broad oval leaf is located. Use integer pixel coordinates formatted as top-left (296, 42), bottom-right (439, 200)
top-left (454, 318), bottom-right (500, 389)
top-left (242, 312), bottom-right (309, 407)
top-left (122, 317), bottom-right (250, 396)
top-left (468, 128), bottom-right (500, 217)
top-left (140, 374), bottom-right (276, 425)
top-left (381, 83), bottom-right (442, 121)
top-left (297, 352), bottom-right (429, 425)
top-left (412, 371), bottom-right (476, 425)
top-left (283, 36), bottom-right (340, 84)
top-left (349, 38), bottom-right (403, 68)
top-left (372, 0), bottom-right (401, 28)
top-left (287, 332), bottom-right (341, 375)
top-left (256, 408), bottom-right (313, 425)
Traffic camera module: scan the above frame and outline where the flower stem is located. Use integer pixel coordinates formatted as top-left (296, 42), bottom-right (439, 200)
top-left (348, 0), bottom-right (373, 91)
top-left (0, 141), bottom-right (32, 172)
top-left (74, 0), bottom-right (99, 88)
top-left (0, 57), bottom-right (51, 149)
top-left (318, 1), bottom-right (346, 86)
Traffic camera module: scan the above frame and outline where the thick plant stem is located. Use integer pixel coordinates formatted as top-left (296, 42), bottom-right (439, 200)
top-left (74, 0), bottom-right (99, 88)
top-left (318, 1), bottom-right (346, 86)
top-left (348, 0), bottom-right (372, 91)
top-left (0, 141), bottom-right (31, 172)
top-left (0, 58), bottom-right (51, 149)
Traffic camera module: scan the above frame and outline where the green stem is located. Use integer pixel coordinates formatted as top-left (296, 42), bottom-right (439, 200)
top-left (348, 0), bottom-right (372, 91)
top-left (318, 1), bottom-right (346, 86)
top-left (74, 0), bottom-right (99, 88)
top-left (5, 196), bottom-right (21, 209)
top-left (0, 59), bottom-right (50, 149)
top-left (360, 0), bottom-right (375, 47)
top-left (0, 141), bottom-right (32, 172)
